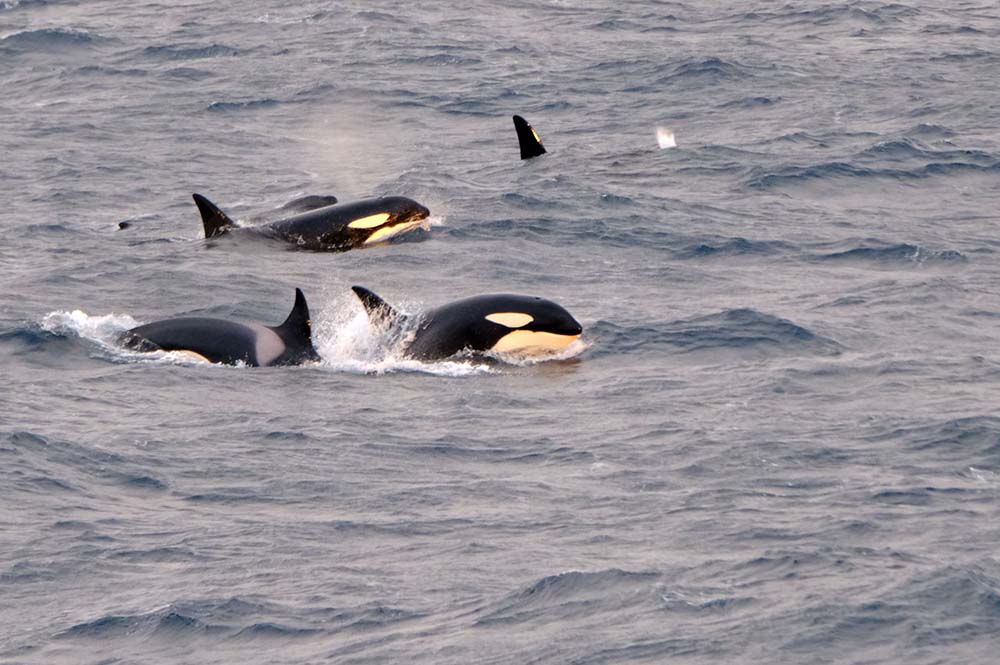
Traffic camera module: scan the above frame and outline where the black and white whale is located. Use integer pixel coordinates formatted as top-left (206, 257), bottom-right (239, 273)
top-left (193, 193), bottom-right (431, 251)
top-left (351, 286), bottom-right (582, 361)
top-left (513, 114), bottom-right (546, 160)
top-left (119, 288), bottom-right (319, 367)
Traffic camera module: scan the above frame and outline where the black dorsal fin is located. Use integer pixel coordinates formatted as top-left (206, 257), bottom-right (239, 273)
top-left (192, 193), bottom-right (236, 238)
top-left (279, 194), bottom-right (339, 213)
top-left (513, 114), bottom-right (547, 160)
top-left (273, 288), bottom-right (319, 361)
top-left (351, 286), bottom-right (398, 322)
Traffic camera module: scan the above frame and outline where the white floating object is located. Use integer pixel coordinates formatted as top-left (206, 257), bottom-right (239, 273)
top-left (656, 127), bottom-right (677, 149)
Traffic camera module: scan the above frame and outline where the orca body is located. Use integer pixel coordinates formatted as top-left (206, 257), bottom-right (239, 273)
top-left (513, 115), bottom-right (546, 160)
top-left (352, 286), bottom-right (582, 361)
top-left (120, 289), bottom-right (319, 367)
top-left (193, 194), bottom-right (431, 251)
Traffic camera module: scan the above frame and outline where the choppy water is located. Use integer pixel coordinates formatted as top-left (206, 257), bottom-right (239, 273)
top-left (3, 1), bottom-right (1000, 663)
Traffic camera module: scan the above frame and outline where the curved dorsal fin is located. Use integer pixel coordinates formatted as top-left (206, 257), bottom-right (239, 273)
top-left (351, 286), bottom-right (398, 322)
top-left (273, 288), bottom-right (319, 361)
top-left (279, 194), bottom-right (339, 213)
top-left (192, 193), bottom-right (236, 238)
top-left (512, 114), bottom-right (547, 160)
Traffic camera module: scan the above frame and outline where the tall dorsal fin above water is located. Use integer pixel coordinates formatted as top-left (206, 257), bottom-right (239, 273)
top-left (192, 193), bottom-right (236, 238)
top-left (275, 288), bottom-right (312, 339)
top-left (351, 286), bottom-right (399, 323)
top-left (272, 288), bottom-right (319, 362)
top-left (513, 114), bottom-right (547, 160)
top-left (278, 194), bottom-right (339, 214)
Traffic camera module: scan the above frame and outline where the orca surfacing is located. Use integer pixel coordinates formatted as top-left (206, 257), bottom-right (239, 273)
top-left (352, 286), bottom-right (582, 361)
top-left (120, 289), bottom-right (319, 367)
top-left (193, 194), bottom-right (431, 251)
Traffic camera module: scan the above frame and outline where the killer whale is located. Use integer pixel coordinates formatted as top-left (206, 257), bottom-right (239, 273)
top-left (120, 288), bottom-right (319, 367)
top-left (351, 286), bottom-right (582, 361)
top-left (193, 194), bottom-right (431, 251)
top-left (513, 114), bottom-right (546, 160)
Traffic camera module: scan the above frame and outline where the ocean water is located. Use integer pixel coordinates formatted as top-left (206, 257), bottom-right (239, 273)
top-left (3, 1), bottom-right (1000, 662)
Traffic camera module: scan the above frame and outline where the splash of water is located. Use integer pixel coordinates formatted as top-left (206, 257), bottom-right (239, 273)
top-left (656, 127), bottom-right (677, 149)
top-left (311, 296), bottom-right (492, 377)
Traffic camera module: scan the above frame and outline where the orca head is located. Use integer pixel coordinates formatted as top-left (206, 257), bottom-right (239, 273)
top-left (479, 295), bottom-right (582, 355)
top-left (343, 196), bottom-right (431, 246)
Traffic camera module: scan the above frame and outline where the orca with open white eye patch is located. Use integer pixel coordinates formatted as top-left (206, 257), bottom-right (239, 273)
top-left (118, 288), bottom-right (319, 367)
top-left (351, 286), bottom-right (582, 361)
top-left (192, 194), bottom-right (431, 251)
top-left (513, 114), bottom-right (547, 160)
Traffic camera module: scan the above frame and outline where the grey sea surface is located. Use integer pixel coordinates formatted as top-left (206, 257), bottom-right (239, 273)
top-left (3, 1), bottom-right (1000, 663)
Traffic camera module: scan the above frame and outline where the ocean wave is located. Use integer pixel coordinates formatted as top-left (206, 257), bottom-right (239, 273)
top-left (659, 57), bottom-right (752, 84)
top-left (782, 563), bottom-right (1000, 654)
top-left (718, 95), bottom-right (778, 109)
top-left (908, 122), bottom-right (958, 138)
top-left (754, 4), bottom-right (917, 27)
top-left (0, 28), bottom-right (107, 51)
top-left (857, 138), bottom-right (996, 164)
top-left (0, 0), bottom-right (70, 8)
top-left (107, 546), bottom-right (197, 563)
top-left (865, 416), bottom-right (1000, 467)
top-left (0, 324), bottom-right (61, 352)
top-left (183, 488), bottom-right (281, 504)
top-left (398, 53), bottom-right (482, 66)
top-left (930, 50), bottom-right (997, 63)
top-left (3, 428), bottom-right (170, 499)
top-left (59, 608), bottom-right (218, 639)
top-left (75, 64), bottom-right (147, 77)
top-left (207, 98), bottom-right (284, 112)
top-left (354, 10), bottom-right (396, 21)
top-left (232, 622), bottom-right (321, 638)
top-left (405, 439), bottom-right (594, 465)
top-left (591, 310), bottom-right (840, 358)
top-left (573, 637), bottom-right (706, 664)
top-left (476, 569), bottom-right (660, 625)
top-left (813, 240), bottom-right (966, 266)
top-left (659, 587), bottom-right (752, 613)
top-left (141, 43), bottom-right (241, 60)
top-left (922, 24), bottom-right (983, 35)
top-left (163, 66), bottom-right (214, 80)
top-left (675, 236), bottom-right (794, 259)
top-left (746, 160), bottom-right (1000, 189)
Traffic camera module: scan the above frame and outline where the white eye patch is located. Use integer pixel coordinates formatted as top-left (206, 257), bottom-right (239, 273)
top-left (347, 212), bottom-right (391, 229)
top-left (485, 312), bottom-right (534, 328)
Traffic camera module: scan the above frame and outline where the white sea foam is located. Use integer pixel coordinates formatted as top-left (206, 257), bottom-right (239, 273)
top-left (656, 127), bottom-right (677, 149)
